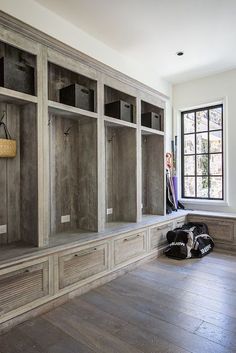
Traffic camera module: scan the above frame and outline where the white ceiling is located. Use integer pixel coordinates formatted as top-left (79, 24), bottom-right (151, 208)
top-left (35, 0), bottom-right (236, 84)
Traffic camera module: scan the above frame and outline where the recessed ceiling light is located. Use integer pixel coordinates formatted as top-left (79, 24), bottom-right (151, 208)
top-left (176, 51), bottom-right (184, 56)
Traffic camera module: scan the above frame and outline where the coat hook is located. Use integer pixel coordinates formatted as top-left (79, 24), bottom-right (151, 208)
top-left (0, 111), bottom-right (6, 123)
top-left (64, 127), bottom-right (72, 136)
top-left (108, 133), bottom-right (116, 142)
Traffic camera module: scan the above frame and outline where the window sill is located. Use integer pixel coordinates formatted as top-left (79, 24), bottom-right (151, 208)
top-left (180, 198), bottom-right (229, 207)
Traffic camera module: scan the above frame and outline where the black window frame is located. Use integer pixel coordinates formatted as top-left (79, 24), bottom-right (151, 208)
top-left (181, 104), bottom-right (224, 200)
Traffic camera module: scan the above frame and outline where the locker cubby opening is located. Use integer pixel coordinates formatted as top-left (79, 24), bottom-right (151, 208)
top-left (104, 85), bottom-right (136, 123)
top-left (0, 41), bottom-right (37, 96)
top-left (0, 102), bottom-right (38, 247)
top-left (48, 62), bottom-right (97, 113)
top-left (105, 123), bottom-right (137, 225)
top-left (142, 132), bottom-right (165, 216)
top-left (141, 100), bottom-right (164, 132)
top-left (49, 114), bottom-right (98, 237)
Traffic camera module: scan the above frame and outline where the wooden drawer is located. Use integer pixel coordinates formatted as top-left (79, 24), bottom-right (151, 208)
top-left (0, 259), bottom-right (49, 317)
top-left (174, 217), bottom-right (186, 229)
top-left (150, 222), bottom-right (173, 250)
top-left (114, 231), bottom-right (146, 266)
top-left (59, 243), bottom-right (108, 289)
top-left (188, 215), bottom-right (235, 243)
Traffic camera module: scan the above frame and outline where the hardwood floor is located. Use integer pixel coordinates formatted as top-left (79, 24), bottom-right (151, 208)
top-left (1, 252), bottom-right (236, 353)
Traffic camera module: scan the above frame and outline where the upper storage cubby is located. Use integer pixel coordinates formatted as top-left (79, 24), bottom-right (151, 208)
top-left (0, 41), bottom-right (36, 97)
top-left (142, 131), bottom-right (165, 216)
top-left (48, 62), bottom-right (97, 113)
top-left (105, 123), bottom-right (137, 225)
top-left (104, 85), bottom-right (136, 124)
top-left (141, 100), bottom-right (164, 132)
top-left (0, 101), bottom-right (38, 247)
top-left (49, 112), bottom-right (98, 237)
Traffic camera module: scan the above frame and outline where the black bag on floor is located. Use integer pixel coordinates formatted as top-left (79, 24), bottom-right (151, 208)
top-left (164, 222), bottom-right (214, 259)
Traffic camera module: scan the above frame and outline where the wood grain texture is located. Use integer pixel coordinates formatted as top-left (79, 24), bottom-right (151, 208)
top-left (188, 215), bottom-right (236, 244)
top-left (20, 103), bottom-right (38, 245)
top-left (105, 125), bottom-right (137, 223)
top-left (1, 252), bottom-right (236, 353)
top-left (0, 260), bottom-right (49, 317)
top-left (0, 102), bottom-right (37, 246)
top-left (59, 243), bottom-right (108, 289)
top-left (50, 115), bottom-right (98, 234)
top-left (142, 134), bottom-right (165, 215)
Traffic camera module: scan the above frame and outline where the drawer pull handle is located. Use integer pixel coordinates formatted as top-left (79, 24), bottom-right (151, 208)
top-left (74, 247), bottom-right (98, 258)
top-left (124, 234), bottom-right (140, 242)
top-left (157, 224), bottom-right (171, 231)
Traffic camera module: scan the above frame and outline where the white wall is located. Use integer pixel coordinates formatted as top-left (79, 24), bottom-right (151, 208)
top-left (173, 69), bottom-right (236, 212)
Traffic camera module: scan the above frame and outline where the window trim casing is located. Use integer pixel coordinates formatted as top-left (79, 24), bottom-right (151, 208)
top-left (181, 104), bottom-right (224, 201)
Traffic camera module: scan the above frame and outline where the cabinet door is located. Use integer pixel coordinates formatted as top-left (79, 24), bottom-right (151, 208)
top-left (59, 243), bottom-right (108, 289)
top-left (114, 231), bottom-right (146, 265)
top-left (0, 259), bottom-right (49, 317)
top-left (150, 222), bottom-right (173, 250)
top-left (188, 215), bottom-right (235, 243)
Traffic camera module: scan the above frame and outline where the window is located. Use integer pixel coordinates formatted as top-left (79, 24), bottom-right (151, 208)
top-left (181, 104), bottom-right (223, 200)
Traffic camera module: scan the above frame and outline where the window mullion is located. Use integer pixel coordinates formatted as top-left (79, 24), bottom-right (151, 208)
top-left (208, 108), bottom-right (210, 199)
top-left (194, 111), bottom-right (197, 198)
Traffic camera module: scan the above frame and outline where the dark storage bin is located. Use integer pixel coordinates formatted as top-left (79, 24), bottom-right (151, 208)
top-left (0, 57), bottom-right (35, 95)
top-left (60, 84), bottom-right (94, 112)
top-left (105, 100), bottom-right (133, 123)
top-left (141, 112), bottom-right (161, 130)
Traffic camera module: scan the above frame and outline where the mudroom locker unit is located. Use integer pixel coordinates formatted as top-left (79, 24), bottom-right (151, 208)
top-left (0, 11), bottom-right (235, 333)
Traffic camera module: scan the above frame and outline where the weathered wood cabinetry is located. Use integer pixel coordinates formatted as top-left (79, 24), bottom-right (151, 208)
top-left (0, 258), bottom-right (50, 320)
top-left (0, 11), bottom-right (169, 331)
top-left (0, 13), bottom-right (166, 248)
top-left (188, 214), bottom-right (236, 246)
top-left (58, 243), bottom-right (108, 289)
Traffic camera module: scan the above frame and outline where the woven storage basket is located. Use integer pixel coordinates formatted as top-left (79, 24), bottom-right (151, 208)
top-left (0, 122), bottom-right (16, 158)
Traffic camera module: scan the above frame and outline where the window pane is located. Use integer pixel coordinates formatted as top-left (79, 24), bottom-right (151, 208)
top-left (182, 105), bottom-right (223, 200)
top-left (184, 134), bottom-right (195, 154)
top-left (210, 131), bottom-right (222, 153)
top-left (197, 155), bottom-right (208, 175)
top-left (196, 110), bottom-right (208, 132)
top-left (197, 177), bottom-right (209, 198)
top-left (184, 155), bottom-right (195, 175)
top-left (184, 113), bottom-right (195, 133)
top-left (196, 132), bottom-right (208, 153)
top-left (210, 154), bottom-right (222, 175)
top-left (210, 177), bottom-right (222, 199)
top-left (209, 107), bottom-right (222, 130)
top-left (184, 177), bottom-right (195, 197)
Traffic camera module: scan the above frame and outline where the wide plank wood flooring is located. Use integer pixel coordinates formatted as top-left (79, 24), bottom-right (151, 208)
top-left (1, 252), bottom-right (236, 353)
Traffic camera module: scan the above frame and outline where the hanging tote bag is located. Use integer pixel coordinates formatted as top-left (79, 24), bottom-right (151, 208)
top-left (0, 121), bottom-right (16, 158)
